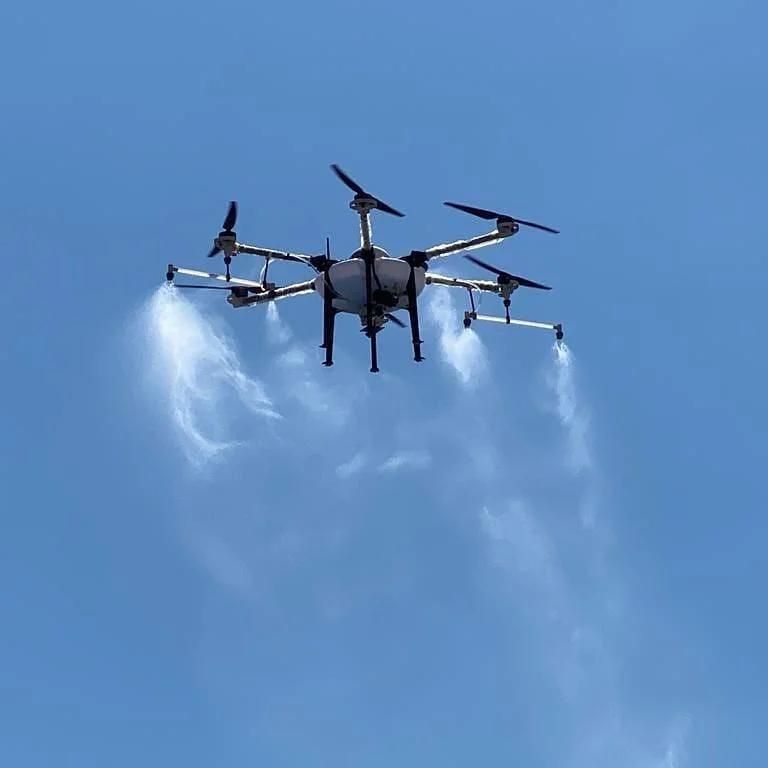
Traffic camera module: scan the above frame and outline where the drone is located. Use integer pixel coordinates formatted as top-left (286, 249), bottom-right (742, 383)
top-left (165, 164), bottom-right (564, 373)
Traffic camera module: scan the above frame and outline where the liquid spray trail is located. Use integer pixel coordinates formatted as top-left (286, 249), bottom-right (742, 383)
top-left (142, 284), bottom-right (279, 465)
top-left (426, 289), bottom-right (487, 388)
top-left (266, 302), bottom-right (292, 345)
top-left (551, 340), bottom-right (592, 476)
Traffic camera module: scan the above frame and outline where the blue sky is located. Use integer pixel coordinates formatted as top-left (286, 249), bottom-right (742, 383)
top-left (2, 0), bottom-right (766, 765)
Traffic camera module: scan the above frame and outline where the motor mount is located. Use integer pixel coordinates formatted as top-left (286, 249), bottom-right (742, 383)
top-left (350, 196), bottom-right (378, 215)
top-left (216, 230), bottom-right (235, 252)
top-left (496, 218), bottom-right (521, 237)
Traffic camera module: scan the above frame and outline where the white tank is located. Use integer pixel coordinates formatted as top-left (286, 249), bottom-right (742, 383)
top-left (315, 249), bottom-right (426, 315)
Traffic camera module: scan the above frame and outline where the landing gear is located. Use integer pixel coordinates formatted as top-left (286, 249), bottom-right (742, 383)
top-left (402, 251), bottom-right (429, 362)
top-left (406, 264), bottom-right (424, 362)
top-left (320, 296), bottom-right (336, 367)
top-left (318, 238), bottom-right (338, 367)
top-left (370, 332), bottom-right (379, 374)
top-left (363, 249), bottom-right (379, 373)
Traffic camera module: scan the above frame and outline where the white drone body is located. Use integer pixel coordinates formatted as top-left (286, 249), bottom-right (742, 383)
top-left (166, 165), bottom-right (563, 373)
top-left (315, 250), bottom-right (426, 313)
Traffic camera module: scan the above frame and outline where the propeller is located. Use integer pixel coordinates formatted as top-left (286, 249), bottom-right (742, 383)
top-left (372, 288), bottom-right (399, 308)
top-left (444, 201), bottom-right (559, 234)
top-left (385, 313), bottom-right (407, 328)
top-left (207, 201), bottom-right (238, 280)
top-left (207, 201), bottom-right (238, 258)
top-left (463, 254), bottom-right (552, 290)
top-left (330, 164), bottom-right (405, 217)
top-left (358, 313), bottom-right (406, 332)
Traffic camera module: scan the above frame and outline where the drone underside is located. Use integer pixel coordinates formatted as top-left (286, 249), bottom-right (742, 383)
top-left (314, 251), bottom-right (426, 314)
top-left (165, 164), bottom-right (564, 373)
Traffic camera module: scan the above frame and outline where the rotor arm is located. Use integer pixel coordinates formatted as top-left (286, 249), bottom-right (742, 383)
top-left (235, 243), bottom-right (317, 268)
top-left (426, 272), bottom-right (562, 338)
top-left (425, 272), bottom-right (500, 294)
top-left (231, 279), bottom-right (316, 307)
top-left (422, 230), bottom-right (509, 262)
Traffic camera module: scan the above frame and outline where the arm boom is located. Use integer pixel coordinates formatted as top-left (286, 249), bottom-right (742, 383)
top-left (423, 231), bottom-right (509, 262)
top-left (425, 273), bottom-right (499, 294)
top-left (231, 279), bottom-right (316, 307)
top-left (235, 242), bottom-right (316, 267)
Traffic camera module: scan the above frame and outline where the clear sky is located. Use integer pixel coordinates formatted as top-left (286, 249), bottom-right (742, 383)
top-left (2, 0), bottom-right (766, 766)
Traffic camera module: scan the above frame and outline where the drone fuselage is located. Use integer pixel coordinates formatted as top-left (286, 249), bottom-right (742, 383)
top-left (167, 164), bottom-right (562, 373)
top-left (315, 248), bottom-right (426, 320)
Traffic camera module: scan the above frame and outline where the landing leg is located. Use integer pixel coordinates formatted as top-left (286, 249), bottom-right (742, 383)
top-left (321, 307), bottom-right (336, 366)
top-left (321, 272), bottom-right (336, 366)
top-left (364, 252), bottom-right (379, 373)
top-left (406, 267), bottom-right (424, 362)
top-left (370, 330), bottom-right (379, 373)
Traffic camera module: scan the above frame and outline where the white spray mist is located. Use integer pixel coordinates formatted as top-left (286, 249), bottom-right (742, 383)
top-left (550, 341), bottom-right (592, 474)
top-left (426, 288), bottom-right (487, 387)
top-left (549, 340), bottom-right (598, 527)
top-left (141, 284), bottom-right (279, 466)
top-left (265, 302), bottom-right (293, 345)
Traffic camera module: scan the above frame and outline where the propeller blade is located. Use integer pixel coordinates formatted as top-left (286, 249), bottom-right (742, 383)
top-left (506, 275), bottom-right (552, 290)
top-left (508, 217), bottom-right (559, 235)
top-left (207, 245), bottom-right (221, 258)
top-left (330, 164), bottom-right (404, 217)
top-left (385, 313), bottom-right (407, 328)
top-left (222, 200), bottom-right (238, 231)
top-left (444, 201), bottom-right (499, 220)
top-left (463, 254), bottom-right (505, 276)
top-left (463, 254), bottom-right (551, 290)
top-left (373, 198), bottom-right (405, 218)
top-left (444, 201), bottom-right (558, 233)
top-left (330, 164), bottom-right (365, 195)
